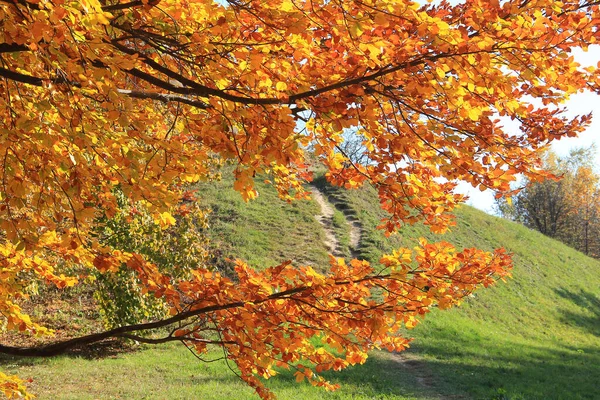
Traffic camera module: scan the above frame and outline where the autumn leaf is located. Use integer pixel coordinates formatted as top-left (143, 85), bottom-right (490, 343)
top-left (0, 0), bottom-right (597, 398)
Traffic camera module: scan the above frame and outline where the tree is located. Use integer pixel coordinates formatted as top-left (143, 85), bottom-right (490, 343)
top-left (0, 0), bottom-right (598, 398)
top-left (498, 152), bottom-right (572, 238)
top-left (566, 165), bottom-right (600, 256)
top-left (499, 148), bottom-right (600, 257)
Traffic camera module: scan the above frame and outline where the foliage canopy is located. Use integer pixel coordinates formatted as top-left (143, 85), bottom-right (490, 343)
top-left (1, 0), bottom-right (599, 398)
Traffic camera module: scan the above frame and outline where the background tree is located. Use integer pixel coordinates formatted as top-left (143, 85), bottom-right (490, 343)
top-left (498, 152), bottom-right (572, 238)
top-left (1, 0), bottom-right (599, 399)
top-left (336, 129), bottom-right (373, 166)
top-left (499, 147), bottom-right (600, 257)
top-left (566, 165), bottom-right (600, 256)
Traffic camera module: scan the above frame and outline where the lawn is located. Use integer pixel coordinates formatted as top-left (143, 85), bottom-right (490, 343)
top-left (2, 174), bottom-right (599, 399)
top-left (2, 344), bottom-right (440, 400)
top-left (332, 180), bottom-right (600, 400)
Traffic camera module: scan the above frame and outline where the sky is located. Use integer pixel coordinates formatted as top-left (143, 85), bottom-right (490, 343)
top-left (215, 0), bottom-right (600, 215)
top-left (457, 45), bottom-right (600, 214)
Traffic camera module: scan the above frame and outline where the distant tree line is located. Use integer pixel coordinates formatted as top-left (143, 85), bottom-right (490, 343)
top-left (497, 147), bottom-right (600, 258)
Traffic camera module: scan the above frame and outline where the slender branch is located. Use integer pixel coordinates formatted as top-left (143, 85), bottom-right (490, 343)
top-left (124, 65), bottom-right (282, 105)
top-left (111, 40), bottom-right (276, 105)
top-left (0, 67), bottom-right (83, 87)
top-left (120, 333), bottom-right (236, 345)
top-left (102, 1), bottom-right (145, 12)
top-left (0, 43), bottom-right (29, 53)
top-left (0, 285), bottom-right (309, 357)
top-left (0, 67), bottom-right (43, 86)
top-left (117, 89), bottom-right (210, 109)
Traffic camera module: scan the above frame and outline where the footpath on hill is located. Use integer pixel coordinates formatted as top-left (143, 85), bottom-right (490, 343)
top-left (309, 184), bottom-right (446, 400)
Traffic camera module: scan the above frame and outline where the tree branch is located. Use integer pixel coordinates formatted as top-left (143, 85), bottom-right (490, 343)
top-left (1, 41), bottom-right (484, 112)
top-left (116, 41), bottom-right (457, 107)
top-left (0, 67), bottom-right (43, 86)
top-left (121, 333), bottom-right (236, 346)
top-left (102, 1), bottom-right (145, 12)
top-left (124, 65), bottom-right (282, 105)
top-left (0, 43), bottom-right (29, 53)
top-left (117, 89), bottom-right (210, 109)
top-left (0, 285), bottom-right (309, 357)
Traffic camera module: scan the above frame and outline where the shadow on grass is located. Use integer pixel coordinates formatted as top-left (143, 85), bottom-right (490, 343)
top-left (555, 288), bottom-right (600, 337)
top-left (267, 349), bottom-right (446, 399)
top-left (4, 327), bottom-right (598, 400)
top-left (0, 338), bottom-right (137, 368)
top-left (411, 334), bottom-right (600, 400)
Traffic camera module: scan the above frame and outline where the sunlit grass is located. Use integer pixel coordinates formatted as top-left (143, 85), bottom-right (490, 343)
top-left (3, 173), bottom-right (599, 399)
top-left (337, 180), bottom-right (600, 400)
top-left (2, 344), bottom-right (438, 400)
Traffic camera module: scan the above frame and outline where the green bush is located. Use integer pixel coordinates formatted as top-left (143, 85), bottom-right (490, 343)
top-left (93, 190), bottom-right (211, 329)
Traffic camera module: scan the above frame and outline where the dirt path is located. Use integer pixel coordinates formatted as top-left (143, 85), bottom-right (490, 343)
top-left (310, 185), bottom-right (344, 258)
top-left (347, 215), bottom-right (361, 259)
top-left (389, 351), bottom-right (448, 399)
top-left (310, 184), bottom-right (448, 398)
top-left (310, 185), bottom-right (363, 259)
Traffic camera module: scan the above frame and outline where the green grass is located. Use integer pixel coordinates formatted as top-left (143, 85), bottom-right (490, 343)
top-left (330, 180), bottom-right (600, 400)
top-left (3, 173), bottom-right (600, 399)
top-left (2, 344), bottom-right (439, 400)
top-left (196, 168), bottom-right (330, 271)
top-left (330, 208), bottom-right (352, 258)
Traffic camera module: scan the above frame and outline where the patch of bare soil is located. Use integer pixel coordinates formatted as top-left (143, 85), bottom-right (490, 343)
top-left (0, 288), bottom-right (136, 360)
top-left (310, 185), bottom-right (452, 397)
top-left (390, 350), bottom-right (467, 399)
top-left (310, 185), bottom-right (344, 257)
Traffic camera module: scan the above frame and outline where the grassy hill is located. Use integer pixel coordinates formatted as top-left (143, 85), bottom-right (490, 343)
top-left (313, 175), bottom-right (600, 399)
top-left (2, 171), bottom-right (600, 399)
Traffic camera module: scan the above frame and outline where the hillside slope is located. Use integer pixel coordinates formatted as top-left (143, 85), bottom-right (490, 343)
top-left (3, 172), bottom-right (598, 400)
top-left (203, 172), bottom-right (600, 400)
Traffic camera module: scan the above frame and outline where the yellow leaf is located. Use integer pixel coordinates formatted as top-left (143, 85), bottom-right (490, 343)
top-left (158, 212), bottom-right (176, 227)
top-left (280, 0), bottom-right (294, 12)
top-left (467, 108), bottom-right (481, 121)
top-left (435, 67), bottom-right (445, 79)
top-left (350, 22), bottom-right (364, 37)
